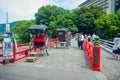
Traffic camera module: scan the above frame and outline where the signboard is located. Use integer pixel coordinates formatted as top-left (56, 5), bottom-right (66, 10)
top-left (93, 48), bottom-right (98, 65)
top-left (2, 32), bottom-right (14, 64)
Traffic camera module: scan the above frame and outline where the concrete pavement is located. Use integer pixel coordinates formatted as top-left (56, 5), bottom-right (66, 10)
top-left (0, 65), bottom-right (107, 80)
top-left (0, 39), bottom-right (107, 80)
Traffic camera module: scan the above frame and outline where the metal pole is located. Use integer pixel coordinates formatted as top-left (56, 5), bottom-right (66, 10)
top-left (6, 12), bottom-right (10, 32)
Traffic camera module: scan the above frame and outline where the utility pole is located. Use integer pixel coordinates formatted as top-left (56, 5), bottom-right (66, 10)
top-left (6, 12), bottom-right (10, 32)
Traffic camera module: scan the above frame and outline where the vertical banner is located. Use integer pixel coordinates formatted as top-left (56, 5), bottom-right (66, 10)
top-left (2, 32), bottom-right (14, 64)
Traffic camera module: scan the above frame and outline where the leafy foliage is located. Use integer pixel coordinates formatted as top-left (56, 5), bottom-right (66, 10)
top-left (116, 9), bottom-right (120, 31)
top-left (35, 5), bottom-right (78, 37)
top-left (0, 22), bottom-right (16, 34)
top-left (11, 5), bottom-right (120, 43)
top-left (12, 20), bottom-right (35, 43)
top-left (73, 5), bottom-right (106, 34)
top-left (94, 14), bottom-right (119, 40)
top-left (35, 5), bottom-right (69, 25)
top-left (0, 35), bottom-right (2, 43)
top-left (49, 13), bottom-right (78, 37)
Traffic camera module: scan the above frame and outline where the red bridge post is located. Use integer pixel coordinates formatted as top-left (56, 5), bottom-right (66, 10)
top-left (83, 40), bottom-right (101, 71)
top-left (92, 46), bottom-right (101, 71)
top-left (13, 42), bottom-right (16, 62)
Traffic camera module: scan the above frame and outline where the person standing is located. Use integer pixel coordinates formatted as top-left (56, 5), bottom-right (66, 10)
top-left (75, 33), bottom-right (79, 40)
top-left (92, 33), bottom-right (96, 42)
top-left (65, 30), bottom-right (71, 48)
top-left (67, 31), bottom-right (72, 46)
top-left (112, 33), bottom-right (120, 60)
top-left (87, 34), bottom-right (92, 42)
top-left (77, 33), bottom-right (81, 48)
top-left (79, 33), bottom-right (84, 50)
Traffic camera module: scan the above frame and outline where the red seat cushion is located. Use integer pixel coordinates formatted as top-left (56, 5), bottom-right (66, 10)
top-left (34, 34), bottom-right (46, 42)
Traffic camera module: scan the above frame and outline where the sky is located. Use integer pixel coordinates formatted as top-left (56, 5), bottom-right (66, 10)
top-left (0, 0), bottom-right (86, 24)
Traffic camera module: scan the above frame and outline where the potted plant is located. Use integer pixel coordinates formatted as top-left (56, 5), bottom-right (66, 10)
top-left (93, 36), bottom-right (100, 46)
top-left (92, 35), bottom-right (101, 69)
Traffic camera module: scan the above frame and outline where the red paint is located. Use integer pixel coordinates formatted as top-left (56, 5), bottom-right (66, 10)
top-left (0, 46), bottom-right (2, 49)
top-left (0, 43), bottom-right (30, 64)
top-left (34, 34), bottom-right (46, 42)
top-left (13, 43), bottom-right (29, 62)
top-left (14, 49), bottom-right (28, 61)
top-left (0, 54), bottom-right (3, 63)
top-left (83, 40), bottom-right (101, 71)
top-left (49, 38), bottom-right (58, 47)
top-left (17, 43), bottom-right (29, 47)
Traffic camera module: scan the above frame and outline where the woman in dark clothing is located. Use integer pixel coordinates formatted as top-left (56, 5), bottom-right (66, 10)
top-left (77, 33), bottom-right (81, 48)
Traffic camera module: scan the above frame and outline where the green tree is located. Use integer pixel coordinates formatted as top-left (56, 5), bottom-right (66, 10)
top-left (12, 20), bottom-right (35, 43)
top-left (49, 13), bottom-right (78, 37)
top-left (35, 5), bottom-right (69, 25)
top-left (94, 14), bottom-right (119, 40)
top-left (35, 5), bottom-right (78, 37)
top-left (116, 9), bottom-right (120, 30)
top-left (73, 5), bottom-right (106, 34)
top-left (0, 35), bottom-right (2, 44)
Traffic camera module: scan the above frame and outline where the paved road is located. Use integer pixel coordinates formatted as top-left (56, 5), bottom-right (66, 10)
top-left (0, 39), bottom-right (108, 80)
top-left (0, 65), bottom-right (105, 80)
top-left (100, 49), bottom-right (120, 80)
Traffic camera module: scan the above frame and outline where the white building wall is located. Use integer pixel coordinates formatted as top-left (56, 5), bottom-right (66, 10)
top-left (79, 0), bottom-right (116, 14)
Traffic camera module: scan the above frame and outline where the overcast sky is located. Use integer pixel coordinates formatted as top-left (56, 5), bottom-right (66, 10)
top-left (0, 0), bottom-right (86, 24)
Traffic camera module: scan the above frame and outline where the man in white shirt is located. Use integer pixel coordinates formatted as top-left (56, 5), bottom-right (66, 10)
top-left (92, 33), bottom-right (96, 42)
top-left (80, 33), bottom-right (84, 50)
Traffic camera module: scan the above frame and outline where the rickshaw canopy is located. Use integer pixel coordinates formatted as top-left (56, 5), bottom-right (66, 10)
top-left (56, 28), bottom-right (68, 36)
top-left (28, 25), bottom-right (48, 34)
top-left (56, 28), bottom-right (68, 32)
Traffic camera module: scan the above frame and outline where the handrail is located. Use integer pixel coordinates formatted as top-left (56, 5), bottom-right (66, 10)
top-left (100, 39), bottom-right (113, 53)
top-left (17, 43), bottom-right (29, 47)
top-left (83, 40), bottom-right (101, 71)
top-left (13, 43), bottom-right (29, 62)
top-left (0, 43), bottom-right (29, 64)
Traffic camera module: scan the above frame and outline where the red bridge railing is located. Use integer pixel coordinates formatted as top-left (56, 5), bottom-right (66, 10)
top-left (48, 38), bottom-right (57, 47)
top-left (0, 54), bottom-right (3, 63)
top-left (83, 40), bottom-right (101, 71)
top-left (13, 43), bottom-right (29, 62)
top-left (0, 46), bottom-right (3, 63)
top-left (0, 43), bottom-right (29, 64)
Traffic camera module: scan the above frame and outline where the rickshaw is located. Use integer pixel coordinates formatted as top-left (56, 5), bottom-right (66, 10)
top-left (28, 24), bottom-right (49, 56)
top-left (56, 28), bottom-right (69, 48)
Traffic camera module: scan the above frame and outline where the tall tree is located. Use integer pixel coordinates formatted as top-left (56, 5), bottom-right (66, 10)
top-left (73, 5), bottom-right (106, 34)
top-left (35, 5), bottom-right (69, 25)
top-left (94, 14), bottom-right (119, 40)
top-left (12, 20), bottom-right (35, 43)
top-left (35, 5), bottom-right (78, 37)
top-left (49, 13), bottom-right (78, 37)
top-left (116, 9), bottom-right (120, 30)
top-left (0, 35), bottom-right (2, 43)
